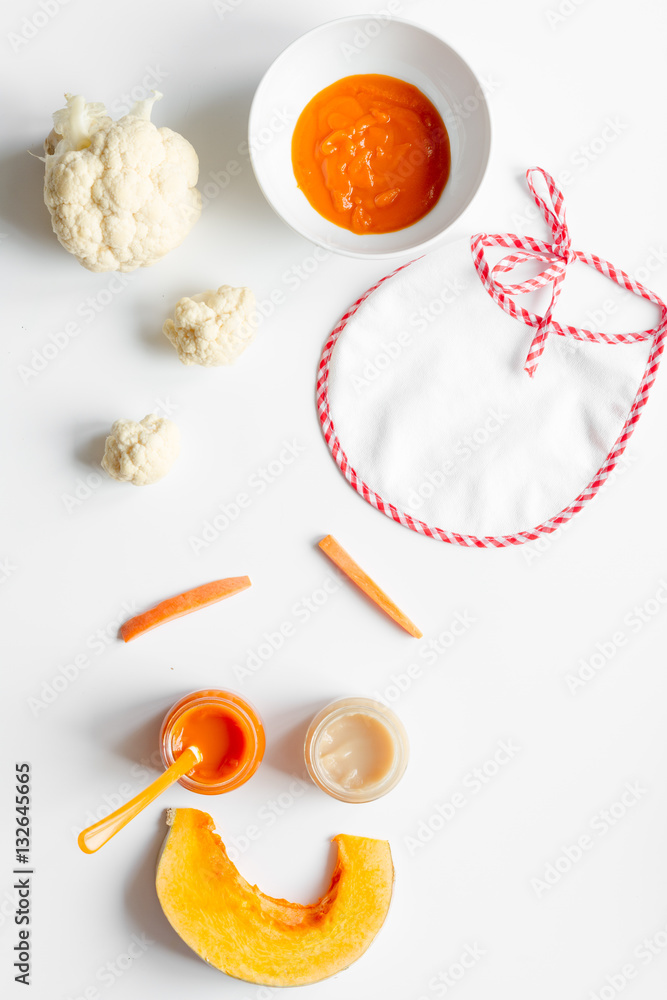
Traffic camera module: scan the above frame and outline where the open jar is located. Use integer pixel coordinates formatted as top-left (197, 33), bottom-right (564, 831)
top-left (160, 689), bottom-right (265, 795)
top-left (304, 697), bottom-right (409, 803)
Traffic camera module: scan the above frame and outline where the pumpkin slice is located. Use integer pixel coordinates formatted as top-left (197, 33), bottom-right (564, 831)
top-left (156, 807), bottom-right (394, 987)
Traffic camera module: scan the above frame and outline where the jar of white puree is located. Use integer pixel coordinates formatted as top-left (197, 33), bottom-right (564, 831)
top-left (304, 697), bottom-right (409, 803)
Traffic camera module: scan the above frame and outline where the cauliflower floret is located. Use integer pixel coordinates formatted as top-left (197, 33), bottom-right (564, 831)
top-left (43, 93), bottom-right (201, 272)
top-left (101, 414), bottom-right (180, 486)
top-left (163, 285), bottom-right (256, 367)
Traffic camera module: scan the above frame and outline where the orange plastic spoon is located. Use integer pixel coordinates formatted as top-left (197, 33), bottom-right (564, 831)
top-left (78, 746), bottom-right (202, 854)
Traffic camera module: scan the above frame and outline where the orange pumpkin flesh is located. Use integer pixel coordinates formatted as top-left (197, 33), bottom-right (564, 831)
top-left (156, 808), bottom-right (394, 987)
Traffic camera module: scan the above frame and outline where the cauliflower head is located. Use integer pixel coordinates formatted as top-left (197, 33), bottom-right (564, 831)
top-left (162, 285), bottom-right (256, 366)
top-left (44, 93), bottom-right (201, 272)
top-left (102, 414), bottom-right (180, 486)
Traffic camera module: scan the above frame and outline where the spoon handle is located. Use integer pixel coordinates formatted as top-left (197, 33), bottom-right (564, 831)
top-left (78, 746), bottom-right (202, 854)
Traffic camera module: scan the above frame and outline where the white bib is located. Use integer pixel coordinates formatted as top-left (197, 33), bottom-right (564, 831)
top-left (317, 169), bottom-right (666, 546)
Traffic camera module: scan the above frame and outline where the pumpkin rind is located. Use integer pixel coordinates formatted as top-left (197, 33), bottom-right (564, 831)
top-left (155, 807), bottom-right (394, 986)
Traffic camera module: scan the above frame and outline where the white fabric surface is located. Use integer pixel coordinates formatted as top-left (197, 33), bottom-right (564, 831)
top-left (327, 238), bottom-right (657, 537)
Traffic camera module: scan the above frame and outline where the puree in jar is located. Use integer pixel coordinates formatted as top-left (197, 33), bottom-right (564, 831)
top-left (317, 713), bottom-right (396, 790)
top-left (304, 697), bottom-right (409, 803)
top-left (170, 704), bottom-right (248, 784)
top-left (160, 689), bottom-right (265, 794)
top-left (291, 73), bottom-right (450, 234)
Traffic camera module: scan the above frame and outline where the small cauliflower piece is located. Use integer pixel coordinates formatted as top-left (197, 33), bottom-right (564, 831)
top-left (102, 414), bottom-right (180, 486)
top-left (43, 92), bottom-right (201, 272)
top-left (163, 285), bottom-right (256, 367)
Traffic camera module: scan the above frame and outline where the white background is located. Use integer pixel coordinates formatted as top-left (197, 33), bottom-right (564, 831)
top-left (2, 1), bottom-right (667, 999)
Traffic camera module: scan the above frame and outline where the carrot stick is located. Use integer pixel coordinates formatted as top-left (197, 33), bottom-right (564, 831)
top-left (318, 535), bottom-right (422, 638)
top-left (120, 577), bottom-right (251, 642)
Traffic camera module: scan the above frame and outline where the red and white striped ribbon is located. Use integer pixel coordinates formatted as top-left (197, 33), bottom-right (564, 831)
top-left (317, 167), bottom-right (667, 547)
top-left (471, 167), bottom-right (666, 377)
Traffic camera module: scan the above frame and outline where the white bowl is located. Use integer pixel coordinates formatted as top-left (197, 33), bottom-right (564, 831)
top-left (249, 16), bottom-right (491, 259)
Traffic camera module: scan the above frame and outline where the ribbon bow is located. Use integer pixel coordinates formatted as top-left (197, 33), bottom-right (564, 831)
top-left (473, 167), bottom-right (578, 377)
top-left (470, 166), bottom-right (667, 380)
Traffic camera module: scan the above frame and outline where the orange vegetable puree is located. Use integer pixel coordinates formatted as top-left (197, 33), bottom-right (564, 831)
top-left (292, 73), bottom-right (450, 234)
top-left (171, 704), bottom-right (250, 785)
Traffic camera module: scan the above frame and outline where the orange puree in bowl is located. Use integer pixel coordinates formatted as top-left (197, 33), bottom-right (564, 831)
top-left (291, 73), bottom-right (450, 234)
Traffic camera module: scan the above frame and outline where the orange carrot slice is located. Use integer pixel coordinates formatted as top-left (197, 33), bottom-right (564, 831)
top-left (318, 535), bottom-right (422, 638)
top-left (120, 577), bottom-right (251, 642)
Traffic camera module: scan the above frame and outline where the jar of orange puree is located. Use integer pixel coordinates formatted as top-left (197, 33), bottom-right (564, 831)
top-left (160, 689), bottom-right (265, 795)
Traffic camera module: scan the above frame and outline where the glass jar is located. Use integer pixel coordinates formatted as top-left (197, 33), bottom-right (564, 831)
top-left (304, 697), bottom-right (409, 803)
top-left (160, 689), bottom-right (265, 795)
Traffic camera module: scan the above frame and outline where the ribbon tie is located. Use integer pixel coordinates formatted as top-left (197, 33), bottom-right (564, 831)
top-left (491, 168), bottom-right (574, 376)
top-left (472, 169), bottom-right (664, 377)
